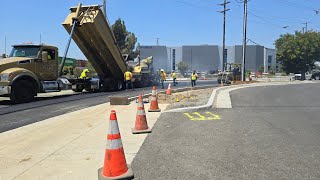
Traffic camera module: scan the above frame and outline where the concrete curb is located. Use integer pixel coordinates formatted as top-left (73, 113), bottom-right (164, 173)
top-left (128, 85), bottom-right (218, 102)
top-left (164, 81), bottom-right (316, 112)
top-left (164, 85), bottom-right (229, 113)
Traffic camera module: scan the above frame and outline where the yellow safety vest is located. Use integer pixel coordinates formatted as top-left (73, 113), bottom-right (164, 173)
top-left (172, 72), bottom-right (176, 78)
top-left (191, 73), bottom-right (197, 80)
top-left (124, 72), bottom-right (132, 81)
top-left (160, 72), bottom-right (166, 80)
top-left (80, 70), bottom-right (88, 79)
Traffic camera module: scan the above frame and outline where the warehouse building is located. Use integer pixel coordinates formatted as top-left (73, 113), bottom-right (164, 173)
top-left (140, 45), bottom-right (277, 73)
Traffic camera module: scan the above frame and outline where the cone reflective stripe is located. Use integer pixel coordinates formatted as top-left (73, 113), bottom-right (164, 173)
top-left (150, 96), bottom-right (157, 101)
top-left (132, 94), bottom-right (152, 134)
top-left (166, 83), bottom-right (172, 95)
top-left (148, 86), bottom-right (161, 112)
top-left (98, 110), bottom-right (134, 180)
top-left (137, 109), bottom-right (145, 115)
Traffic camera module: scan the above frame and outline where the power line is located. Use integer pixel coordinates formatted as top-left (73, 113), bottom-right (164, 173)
top-left (247, 38), bottom-right (272, 50)
top-left (277, 0), bottom-right (314, 11)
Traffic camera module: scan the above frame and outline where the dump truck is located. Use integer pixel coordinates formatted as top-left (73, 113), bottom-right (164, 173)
top-left (63, 5), bottom-right (157, 90)
top-left (62, 4), bottom-right (127, 92)
top-left (0, 5), bottom-right (129, 103)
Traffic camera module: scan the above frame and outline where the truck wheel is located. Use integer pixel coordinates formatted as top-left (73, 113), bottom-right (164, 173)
top-left (73, 85), bottom-right (84, 92)
top-left (114, 80), bottom-right (123, 91)
top-left (10, 80), bottom-right (35, 104)
top-left (315, 76), bottom-right (320, 80)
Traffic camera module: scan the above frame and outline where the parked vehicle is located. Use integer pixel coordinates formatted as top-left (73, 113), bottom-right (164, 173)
top-left (310, 69), bottom-right (320, 80)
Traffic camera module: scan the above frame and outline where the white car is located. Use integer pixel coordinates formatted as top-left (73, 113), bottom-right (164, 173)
top-left (294, 72), bottom-right (312, 80)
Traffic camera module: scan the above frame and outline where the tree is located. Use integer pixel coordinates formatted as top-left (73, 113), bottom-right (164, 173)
top-left (275, 31), bottom-right (320, 79)
top-left (258, 65), bottom-right (264, 73)
top-left (177, 61), bottom-right (189, 77)
top-left (112, 18), bottom-right (137, 55)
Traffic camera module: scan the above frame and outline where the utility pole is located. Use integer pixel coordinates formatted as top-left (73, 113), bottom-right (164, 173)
top-left (218, 0), bottom-right (230, 72)
top-left (302, 22), bottom-right (309, 32)
top-left (156, 38), bottom-right (159, 46)
top-left (241, 0), bottom-right (248, 81)
top-left (4, 36), bottom-right (7, 56)
top-left (40, 33), bottom-right (42, 44)
top-left (191, 48), bottom-right (193, 71)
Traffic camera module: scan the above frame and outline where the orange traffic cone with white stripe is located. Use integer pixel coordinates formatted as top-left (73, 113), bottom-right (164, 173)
top-left (166, 83), bottom-right (172, 95)
top-left (148, 86), bottom-right (161, 112)
top-left (98, 110), bottom-right (134, 180)
top-left (132, 94), bottom-right (152, 134)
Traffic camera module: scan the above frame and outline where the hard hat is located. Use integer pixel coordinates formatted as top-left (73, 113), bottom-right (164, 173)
top-left (160, 69), bottom-right (164, 72)
top-left (84, 69), bottom-right (89, 73)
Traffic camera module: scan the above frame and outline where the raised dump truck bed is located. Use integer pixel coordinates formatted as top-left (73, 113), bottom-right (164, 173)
top-left (62, 5), bottom-right (126, 82)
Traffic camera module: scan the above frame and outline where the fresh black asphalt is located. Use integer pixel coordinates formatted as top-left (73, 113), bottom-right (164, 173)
top-left (0, 80), bottom-right (216, 133)
top-left (131, 82), bottom-right (320, 179)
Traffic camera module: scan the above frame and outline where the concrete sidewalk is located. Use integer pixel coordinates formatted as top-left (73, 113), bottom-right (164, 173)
top-left (0, 100), bottom-right (168, 180)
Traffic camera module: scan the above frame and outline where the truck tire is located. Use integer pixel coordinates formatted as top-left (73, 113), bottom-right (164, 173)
top-left (112, 80), bottom-right (123, 91)
top-left (10, 80), bottom-right (35, 104)
top-left (315, 76), bottom-right (320, 80)
top-left (73, 84), bottom-right (84, 92)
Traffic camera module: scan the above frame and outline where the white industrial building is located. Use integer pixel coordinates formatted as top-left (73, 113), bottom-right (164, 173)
top-left (140, 45), bottom-right (277, 73)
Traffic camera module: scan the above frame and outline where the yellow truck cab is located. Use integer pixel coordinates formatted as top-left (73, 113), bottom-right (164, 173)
top-left (0, 44), bottom-right (70, 103)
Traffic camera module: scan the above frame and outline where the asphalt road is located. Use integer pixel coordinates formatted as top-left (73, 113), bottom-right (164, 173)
top-left (132, 83), bottom-right (320, 179)
top-left (0, 80), bottom-right (216, 133)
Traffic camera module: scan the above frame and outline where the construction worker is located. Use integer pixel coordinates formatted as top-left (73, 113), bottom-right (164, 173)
top-left (191, 70), bottom-right (198, 87)
top-left (124, 69), bottom-right (134, 91)
top-left (80, 69), bottom-right (89, 79)
top-left (160, 69), bottom-right (166, 89)
top-left (171, 70), bottom-right (177, 86)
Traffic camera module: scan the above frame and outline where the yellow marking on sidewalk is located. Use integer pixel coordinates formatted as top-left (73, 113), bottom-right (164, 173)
top-left (183, 112), bottom-right (221, 121)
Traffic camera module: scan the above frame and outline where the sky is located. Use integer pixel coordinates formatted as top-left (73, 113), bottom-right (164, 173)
top-left (0, 0), bottom-right (319, 59)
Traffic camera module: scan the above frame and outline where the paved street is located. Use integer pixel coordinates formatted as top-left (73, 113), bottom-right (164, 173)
top-left (0, 80), bottom-right (216, 133)
top-left (132, 83), bottom-right (320, 179)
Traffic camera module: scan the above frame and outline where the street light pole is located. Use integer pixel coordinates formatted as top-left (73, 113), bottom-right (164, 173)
top-left (241, 0), bottom-right (248, 81)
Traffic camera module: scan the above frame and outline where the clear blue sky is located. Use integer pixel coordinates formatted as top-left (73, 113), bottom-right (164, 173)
top-left (0, 0), bottom-right (319, 59)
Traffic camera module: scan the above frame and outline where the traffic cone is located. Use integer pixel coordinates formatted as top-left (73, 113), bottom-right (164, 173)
top-left (98, 110), bottom-right (134, 180)
top-left (132, 94), bottom-right (152, 134)
top-left (166, 83), bottom-right (172, 95)
top-left (148, 86), bottom-right (161, 112)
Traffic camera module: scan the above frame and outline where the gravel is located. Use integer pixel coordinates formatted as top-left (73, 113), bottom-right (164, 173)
top-left (158, 88), bottom-right (213, 110)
